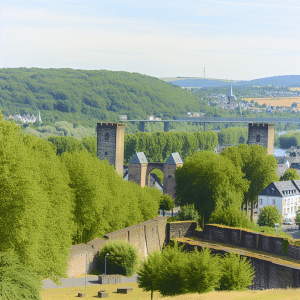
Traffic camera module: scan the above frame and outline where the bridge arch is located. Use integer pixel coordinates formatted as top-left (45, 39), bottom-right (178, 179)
top-left (127, 152), bottom-right (183, 199)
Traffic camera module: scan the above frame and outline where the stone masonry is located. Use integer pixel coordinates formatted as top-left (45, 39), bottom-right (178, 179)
top-left (247, 123), bottom-right (274, 155)
top-left (97, 123), bottom-right (125, 175)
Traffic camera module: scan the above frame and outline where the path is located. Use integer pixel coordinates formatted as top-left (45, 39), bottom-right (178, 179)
top-left (42, 276), bottom-right (99, 289)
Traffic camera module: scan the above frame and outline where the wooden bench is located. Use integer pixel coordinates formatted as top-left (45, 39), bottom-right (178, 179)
top-left (117, 287), bottom-right (133, 294)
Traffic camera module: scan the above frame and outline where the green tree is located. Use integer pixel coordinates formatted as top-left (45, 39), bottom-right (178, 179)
top-left (137, 251), bottom-right (162, 300)
top-left (221, 144), bottom-right (278, 221)
top-left (218, 253), bottom-right (255, 291)
top-left (209, 204), bottom-right (254, 228)
top-left (154, 242), bottom-right (189, 296)
top-left (280, 169), bottom-right (300, 181)
top-left (175, 151), bottom-right (249, 227)
top-left (0, 252), bottom-right (42, 300)
top-left (98, 240), bottom-right (139, 277)
top-left (159, 194), bottom-right (175, 216)
top-left (257, 205), bottom-right (282, 227)
top-left (177, 204), bottom-right (200, 222)
top-left (186, 248), bottom-right (222, 293)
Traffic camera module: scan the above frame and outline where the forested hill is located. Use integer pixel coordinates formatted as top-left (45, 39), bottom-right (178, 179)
top-left (164, 75), bottom-right (300, 88)
top-left (0, 68), bottom-right (207, 127)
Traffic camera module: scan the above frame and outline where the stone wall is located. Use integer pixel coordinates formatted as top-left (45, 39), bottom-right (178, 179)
top-left (66, 216), bottom-right (167, 277)
top-left (194, 224), bottom-right (300, 261)
top-left (179, 240), bottom-right (300, 290)
top-left (167, 221), bottom-right (198, 241)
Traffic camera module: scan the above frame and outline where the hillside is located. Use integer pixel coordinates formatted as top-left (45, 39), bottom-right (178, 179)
top-left (0, 68), bottom-right (208, 128)
top-left (164, 75), bottom-right (300, 88)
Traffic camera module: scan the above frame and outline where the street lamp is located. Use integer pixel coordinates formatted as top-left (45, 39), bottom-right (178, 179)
top-left (105, 253), bottom-right (109, 277)
top-left (275, 223), bottom-right (279, 235)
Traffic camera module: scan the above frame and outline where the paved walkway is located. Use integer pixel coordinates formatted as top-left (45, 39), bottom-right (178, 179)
top-left (42, 276), bottom-right (99, 289)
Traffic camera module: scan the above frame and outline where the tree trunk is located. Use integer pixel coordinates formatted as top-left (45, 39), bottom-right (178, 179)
top-left (250, 201), bottom-right (254, 222)
top-left (246, 199), bottom-right (249, 217)
top-left (163, 210), bottom-right (165, 216)
top-left (151, 290), bottom-right (153, 300)
top-left (202, 214), bottom-right (204, 229)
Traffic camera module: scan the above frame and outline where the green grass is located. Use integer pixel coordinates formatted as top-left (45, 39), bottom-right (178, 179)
top-left (40, 282), bottom-right (300, 300)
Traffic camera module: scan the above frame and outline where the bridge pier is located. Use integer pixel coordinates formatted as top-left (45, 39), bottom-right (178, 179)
top-left (164, 122), bottom-right (169, 132)
top-left (139, 121), bottom-right (146, 132)
top-left (203, 123), bottom-right (206, 131)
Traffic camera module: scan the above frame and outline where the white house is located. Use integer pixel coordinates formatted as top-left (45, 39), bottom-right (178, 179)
top-left (258, 180), bottom-right (300, 221)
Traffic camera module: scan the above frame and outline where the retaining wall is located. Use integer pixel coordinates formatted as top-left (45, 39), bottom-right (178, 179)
top-left (66, 216), bottom-right (168, 277)
top-left (179, 240), bottom-right (300, 290)
top-left (194, 224), bottom-right (300, 261)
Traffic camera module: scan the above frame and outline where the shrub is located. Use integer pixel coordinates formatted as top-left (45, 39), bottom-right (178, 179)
top-left (0, 251), bottom-right (42, 300)
top-left (257, 205), bottom-right (282, 228)
top-left (218, 252), bottom-right (255, 291)
top-left (98, 240), bottom-right (139, 277)
top-left (177, 204), bottom-right (199, 222)
top-left (186, 248), bottom-right (222, 293)
top-left (155, 241), bottom-right (189, 296)
top-left (209, 205), bottom-right (253, 228)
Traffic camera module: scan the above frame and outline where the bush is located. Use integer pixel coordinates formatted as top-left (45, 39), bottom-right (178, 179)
top-left (187, 248), bottom-right (222, 293)
top-left (257, 205), bottom-right (282, 228)
top-left (0, 251), bottom-right (42, 300)
top-left (177, 204), bottom-right (200, 222)
top-left (154, 241), bottom-right (189, 296)
top-left (98, 240), bottom-right (139, 277)
top-left (209, 205), bottom-right (253, 228)
top-left (218, 252), bottom-right (255, 291)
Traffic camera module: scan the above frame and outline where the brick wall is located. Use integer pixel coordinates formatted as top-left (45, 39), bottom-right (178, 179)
top-left (66, 216), bottom-right (167, 277)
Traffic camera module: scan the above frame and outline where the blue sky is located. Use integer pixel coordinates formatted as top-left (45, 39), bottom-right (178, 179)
top-left (1, 0), bottom-right (299, 80)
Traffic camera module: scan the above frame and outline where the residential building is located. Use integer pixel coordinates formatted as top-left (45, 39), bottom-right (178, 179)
top-left (258, 180), bottom-right (300, 222)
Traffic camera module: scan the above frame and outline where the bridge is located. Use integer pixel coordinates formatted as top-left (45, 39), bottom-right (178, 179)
top-left (122, 117), bottom-right (300, 132)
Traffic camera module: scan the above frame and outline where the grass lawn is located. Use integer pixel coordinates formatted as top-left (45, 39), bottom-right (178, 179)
top-left (41, 283), bottom-right (300, 300)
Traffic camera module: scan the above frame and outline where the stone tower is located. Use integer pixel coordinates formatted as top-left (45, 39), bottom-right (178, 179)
top-left (163, 153), bottom-right (183, 199)
top-left (97, 123), bottom-right (125, 175)
top-left (128, 152), bottom-right (148, 187)
top-left (247, 123), bottom-right (274, 155)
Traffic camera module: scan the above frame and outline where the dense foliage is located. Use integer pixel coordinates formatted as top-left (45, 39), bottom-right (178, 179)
top-left (280, 169), bottom-right (300, 181)
top-left (218, 252), bottom-right (255, 291)
top-left (137, 241), bottom-right (255, 298)
top-left (257, 205), bottom-right (282, 227)
top-left (0, 252), bottom-right (43, 300)
top-left (221, 144), bottom-right (279, 220)
top-left (175, 151), bottom-right (249, 226)
top-left (277, 131), bottom-right (300, 149)
top-left (0, 113), bottom-right (161, 282)
top-left (98, 240), bottom-right (139, 277)
top-left (0, 68), bottom-right (208, 127)
top-left (177, 204), bottom-right (200, 222)
top-left (159, 194), bottom-right (175, 216)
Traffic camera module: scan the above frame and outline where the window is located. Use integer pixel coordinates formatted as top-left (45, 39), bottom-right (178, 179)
top-left (273, 199), bottom-right (275, 205)
top-left (284, 208), bottom-right (286, 214)
top-left (292, 207), bottom-right (293, 213)
top-left (260, 199), bottom-right (263, 205)
top-left (105, 151), bottom-right (108, 155)
top-left (288, 208), bottom-right (290, 213)
top-left (256, 134), bottom-right (260, 142)
top-left (105, 133), bottom-right (109, 140)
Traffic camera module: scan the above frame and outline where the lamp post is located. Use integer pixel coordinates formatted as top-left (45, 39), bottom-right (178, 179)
top-left (275, 223), bottom-right (279, 235)
top-left (105, 253), bottom-right (109, 277)
top-left (85, 250), bottom-right (87, 292)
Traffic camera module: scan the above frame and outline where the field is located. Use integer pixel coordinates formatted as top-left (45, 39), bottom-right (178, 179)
top-left (242, 97), bottom-right (300, 107)
top-left (40, 282), bottom-right (300, 300)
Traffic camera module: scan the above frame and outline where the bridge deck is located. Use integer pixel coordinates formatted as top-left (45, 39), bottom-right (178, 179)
top-left (124, 117), bottom-right (300, 124)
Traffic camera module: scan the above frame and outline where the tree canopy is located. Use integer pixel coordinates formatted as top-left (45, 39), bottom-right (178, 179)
top-left (280, 169), bottom-right (300, 181)
top-left (175, 151), bottom-right (249, 226)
